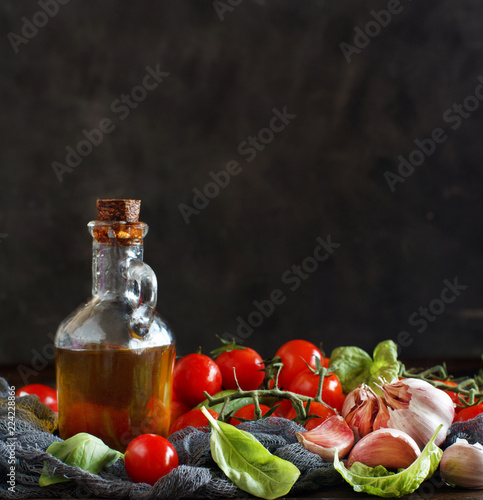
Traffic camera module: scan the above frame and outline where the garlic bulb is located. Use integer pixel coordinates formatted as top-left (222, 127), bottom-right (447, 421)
top-left (296, 415), bottom-right (354, 460)
top-left (342, 385), bottom-right (386, 441)
top-left (374, 378), bottom-right (454, 448)
top-left (441, 439), bottom-right (483, 489)
top-left (347, 428), bottom-right (421, 470)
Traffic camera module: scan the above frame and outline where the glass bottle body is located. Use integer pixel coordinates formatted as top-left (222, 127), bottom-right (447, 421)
top-left (55, 221), bottom-right (175, 451)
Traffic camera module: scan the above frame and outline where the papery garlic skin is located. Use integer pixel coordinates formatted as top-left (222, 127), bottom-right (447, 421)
top-left (347, 428), bottom-right (421, 470)
top-left (296, 415), bottom-right (354, 461)
top-left (374, 378), bottom-right (454, 448)
top-left (441, 439), bottom-right (483, 489)
top-left (342, 385), bottom-right (382, 441)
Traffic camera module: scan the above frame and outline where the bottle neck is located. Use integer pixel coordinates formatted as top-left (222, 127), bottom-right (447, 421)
top-left (92, 242), bottom-right (144, 297)
top-left (88, 221), bottom-right (149, 299)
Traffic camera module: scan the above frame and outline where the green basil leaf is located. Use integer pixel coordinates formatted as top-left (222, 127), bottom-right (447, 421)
top-left (329, 340), bottom-right (399, 394)
top-left (369, 340), bottom-right (400, 390)
top-left (328, 346), bottom-right (372, 393)
top-left (333, 425), bottom-right (443, 498)
top-left (201, 407), bottom-right (300, 500)
top-left (39, 432), bottom-right (124, 486)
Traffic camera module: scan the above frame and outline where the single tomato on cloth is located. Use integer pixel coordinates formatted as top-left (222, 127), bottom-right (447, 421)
top-left (169, 408), bottom-right (219, 435)
top-left (125, 434), bottom-right (178, 485)
top-left (274, 340), bottom-right (323, 389)
top-left (215, 347), bottom-right (265, 391)
top-left (173, 353), bottom-right (222, 408)
top-left (286, 401), bottom-right (337, 430)
top-left (16, 384), bottom-right (58, 412)
top-left (230, 404), bottom-right (271, 426)
top-left (288, 369), bottom-right (345, 412)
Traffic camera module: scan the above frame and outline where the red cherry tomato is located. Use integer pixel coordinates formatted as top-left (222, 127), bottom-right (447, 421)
top-left (453, 403), bottom-right (483, 422)
top-left (170, 401), bottom-right (191, 426)
top-left (173, 353), bottom-right (223, 408)
top-left (272, 399), bottom-right (293, 418)
top-left (124, 434), bottom-right (178, 485)
top-left (230, 404), bottom-right (271, 426)
top-left (274, 340), bottom-right (323, 389)
top-left (286, 401), bottom-right (336, 430)
top-left (288, 369), bottom-right (345, 412)
top-left (169, 408), bottom-right (219, 435)
top-left (215, 347), bottom-right (265, 391)
top-left (16, 384), bottom-right (58, 412)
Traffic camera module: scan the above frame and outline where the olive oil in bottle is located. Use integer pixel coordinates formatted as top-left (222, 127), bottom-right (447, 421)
top-left (55, 199), bottom-right (175, 451)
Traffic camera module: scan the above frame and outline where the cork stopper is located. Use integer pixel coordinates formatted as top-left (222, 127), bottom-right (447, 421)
top-left (96, 199), bottom-right (141, 223)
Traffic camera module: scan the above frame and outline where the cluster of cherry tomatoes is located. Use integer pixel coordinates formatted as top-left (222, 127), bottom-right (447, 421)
top-left (169, 338), bottom-right (345, 434)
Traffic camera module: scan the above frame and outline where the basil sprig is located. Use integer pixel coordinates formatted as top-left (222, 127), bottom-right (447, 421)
top-left (329, 339), bottom-right (400, 394)
top-left (201, 407), bottom-right (300, 499)
top-left (39, 433), bottom-right (123, 486)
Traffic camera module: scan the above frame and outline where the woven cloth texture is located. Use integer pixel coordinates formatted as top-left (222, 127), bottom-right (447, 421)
top-left (0, 378), bottom-right (343, 499)
top-left (442, 412), bottom-right (483, 448)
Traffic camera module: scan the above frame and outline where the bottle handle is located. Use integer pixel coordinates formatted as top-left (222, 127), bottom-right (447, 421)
top-left (120, 258), bottom-right (157, 337)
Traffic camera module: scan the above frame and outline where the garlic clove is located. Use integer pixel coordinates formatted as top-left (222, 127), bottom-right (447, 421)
top-left (347, 428), bottom-right (421, 470)
top-left (377, 378), bottom-right (455, 449)
top-left (441, 439), bottom-right (483, 489)
top-left (296, 415), bottom-right (355, 461)
top-left (342, 385), bottom-right (389, 441)
top-left (342, 385), bottom-right (378, 441)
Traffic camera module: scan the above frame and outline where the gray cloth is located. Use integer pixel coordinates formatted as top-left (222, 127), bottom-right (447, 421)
top-left (0, 378), bottom-right (343, 499)
top-left (442, 412), bottom-right (483, 448)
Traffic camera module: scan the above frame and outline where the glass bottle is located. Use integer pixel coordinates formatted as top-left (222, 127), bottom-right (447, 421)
top-left (55, 199), bottom-right (175, 451)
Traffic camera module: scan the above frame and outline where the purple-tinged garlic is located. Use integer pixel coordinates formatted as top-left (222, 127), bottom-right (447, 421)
top-left (441, 439), bottom-right (483, 489)
top-left (374, 378), bottom-right (455, 448)
top-left (342, 385), bottom-right (387, 441)
top-left (296, 415), bottom-right (355, 460)
top-left (347, 428), bottom-right (421, 470)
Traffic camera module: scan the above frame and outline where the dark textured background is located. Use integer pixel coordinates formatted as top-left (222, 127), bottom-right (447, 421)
top-left (1, 0), bottom-right (483, 370)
